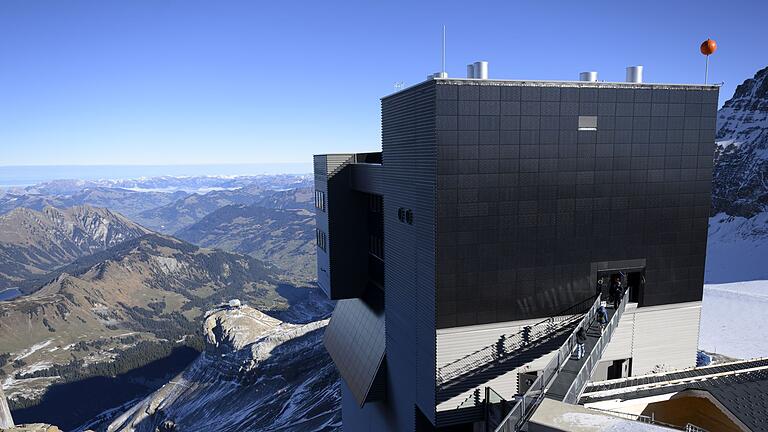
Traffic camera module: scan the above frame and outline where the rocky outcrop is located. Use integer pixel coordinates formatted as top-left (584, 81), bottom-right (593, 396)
top-left (706, 66), bottom-right (768, 283)
top-left (713, 66), bottom-right (768, 218)
top-left (106, 303), bottom-right (339, 432)
top-left (0, 387), bottom-right (14, 429)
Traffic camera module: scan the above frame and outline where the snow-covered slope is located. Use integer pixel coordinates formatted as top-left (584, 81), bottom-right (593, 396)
top-left (102, 304), bottom-right (340, 432)
top-left (713, 66), bottom-right (768, 218)
top-left (706, 66), bottom-right (768, 284)
top-left (700, 67), bottom-right (768, 360)
top-left (700, 280), bottom-right (768, 359)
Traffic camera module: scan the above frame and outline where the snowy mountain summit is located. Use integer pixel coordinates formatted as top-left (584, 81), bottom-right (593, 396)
top-left (706, 65), bottom-right (768, 283)
top-left (106, 304), bottom-right (340, 432)
top-left (713, 66), bottom-right (768, 217)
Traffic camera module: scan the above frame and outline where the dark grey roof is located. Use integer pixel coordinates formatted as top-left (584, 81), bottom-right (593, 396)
top-left (585, 358), bottom-right (768, 394)
top-left (582, 362), bottom-right (768, 432)
top-left (323, 291), bottom-right (385, 406)
top-left (705, 370), bottom-right (768, 432)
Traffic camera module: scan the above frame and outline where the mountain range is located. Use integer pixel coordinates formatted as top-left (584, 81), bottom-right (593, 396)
top-left (1, 65), bottom-right (767, 431)
top-left (0, 206), bottom-right (150, 290)
top-left (707, 65), bottom-right (768, 283)
top-left (0, 230), bottom-right (314, 429)
top-left (176, 204), bottom-right (316, 280)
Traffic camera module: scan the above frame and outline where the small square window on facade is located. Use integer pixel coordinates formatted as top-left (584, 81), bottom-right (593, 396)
top-left (578, 115), bottom-right (598, 131)
top-left (315, 190), bottom-right (326, 212)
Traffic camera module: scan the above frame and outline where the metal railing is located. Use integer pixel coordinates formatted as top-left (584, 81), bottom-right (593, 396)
top-left (438, 296), bottom-right (597, 389)
top-left (561, 292), bottom-right (628, 404)
top-left (588, 406), bottom-right (661, 424)
top-left (491, 295), bottom-right (603, 432)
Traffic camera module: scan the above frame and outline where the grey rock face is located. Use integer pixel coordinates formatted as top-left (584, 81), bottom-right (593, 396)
top-left (107, 304), bottom-right (340, 432)
top-left (713, 66), bottom-right (768, 217)
top-left (0, 386), bottom-right (14, 429)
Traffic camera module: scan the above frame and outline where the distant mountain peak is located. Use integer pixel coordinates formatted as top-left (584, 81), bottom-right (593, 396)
top-left (713, 65), bottom-right (768, 218)
top-left (717, 65), bottom-right (768, 145)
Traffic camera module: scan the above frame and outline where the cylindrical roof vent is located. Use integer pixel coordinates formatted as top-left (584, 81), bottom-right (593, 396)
top-left (473, 61), bottom-right (488, 79)
top-left (467, 64), bottom-right (475, 78)
top-left (626, 66), bottom-right (643, 83)
top-left (435, 71), bottom-right (448, 79)
top-left (579, 71), bottom-right (598, 82)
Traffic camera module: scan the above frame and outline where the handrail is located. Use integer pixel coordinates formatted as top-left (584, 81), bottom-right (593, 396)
top-left (492, 295), bottom-right (603, 432)
top-left (561, 292), bottom-right (628, 404)
top-left (438, 296), bottom-right (597, 388)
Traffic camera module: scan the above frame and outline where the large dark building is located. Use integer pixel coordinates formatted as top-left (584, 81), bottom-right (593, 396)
top-left (314, 65), bottom-right (718, 431)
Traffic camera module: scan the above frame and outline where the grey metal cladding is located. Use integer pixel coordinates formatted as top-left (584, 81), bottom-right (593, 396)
top-left (352, 163), bottom-right (385, 195)
top-left (324, 298), bottom-right (386, 406)
top-left (325, 165), bottom-right (369, 299)
top-left (382, 81), bottom-right (438, 426)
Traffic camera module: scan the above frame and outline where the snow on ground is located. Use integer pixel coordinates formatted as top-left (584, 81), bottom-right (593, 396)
top-left (13, 339), bottom-right (54, 361)
top-left (552, 412), bottom-right (669, 431)
top-left (699, 213), bottom-right (768, 359)
top-left (705, 213), bottom-right (768, 284)
top-left (700, 280), bottom-right (768, 359)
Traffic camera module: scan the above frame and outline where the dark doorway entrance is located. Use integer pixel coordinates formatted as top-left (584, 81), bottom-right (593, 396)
top-left (607, 358), bottom-right (632, 379)
top-left (596, 268), bottom-right (645, 307)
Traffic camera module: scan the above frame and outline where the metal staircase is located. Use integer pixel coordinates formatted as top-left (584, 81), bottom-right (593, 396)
top-left (436, 297), bottom-right (597, 406)
top-left (490, 292), bottom-right (629, 432)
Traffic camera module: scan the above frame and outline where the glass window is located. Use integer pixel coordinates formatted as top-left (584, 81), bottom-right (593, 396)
top-left (316, 228), bottom-right (327, 251)
top-left (578, 115), bottom-right (598, 131)
top-left (315, 190), bottom-right (326, 212)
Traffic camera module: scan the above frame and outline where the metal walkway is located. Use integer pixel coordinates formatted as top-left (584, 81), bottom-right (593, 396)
top-left (436, 297), bottom-right (595, 406)
top-left (489, 293), bottom-right (629, 432)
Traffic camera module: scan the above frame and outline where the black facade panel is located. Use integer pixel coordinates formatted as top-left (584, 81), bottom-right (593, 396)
top-left (435, 82), bottom-right (718, 329)
top-left (327, 166), bottom-right (370, 299)
top-left (324, 296), bottom-right (386, 406)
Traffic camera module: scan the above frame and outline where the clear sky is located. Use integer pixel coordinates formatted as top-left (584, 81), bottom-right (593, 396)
top-left (1, 0), bottom-right (765, 167)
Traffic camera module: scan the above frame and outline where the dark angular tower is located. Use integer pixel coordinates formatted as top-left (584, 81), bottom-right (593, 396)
top-left (314, 70), bottom-right (718, 431)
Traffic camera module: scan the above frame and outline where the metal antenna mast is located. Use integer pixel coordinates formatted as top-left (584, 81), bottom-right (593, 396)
top-left (441, 25), bottom-right (446, 74)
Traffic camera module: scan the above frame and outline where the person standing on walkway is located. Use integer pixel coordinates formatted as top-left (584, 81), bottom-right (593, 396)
top-left (575, 327), bottom-right (587, 360)
top-left (610, 277), bottom-right (623, 309)
top-left (597, 302), bottom-right (609, 332)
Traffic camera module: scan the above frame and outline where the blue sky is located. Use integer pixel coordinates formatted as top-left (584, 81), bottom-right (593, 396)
top-left (1, 0), bottom-right (765, 167)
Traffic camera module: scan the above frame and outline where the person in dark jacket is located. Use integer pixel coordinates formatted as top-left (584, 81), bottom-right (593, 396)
top-left (609, 277), bottom-right (623, 309)
top-left (575, 327), bottom-right (587, 360)
top-left (597, 303), bottom-right (609, 332)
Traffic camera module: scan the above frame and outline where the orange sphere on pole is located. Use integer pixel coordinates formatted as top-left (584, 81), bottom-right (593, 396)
top-left (700, 39), bottom-right (717, 56)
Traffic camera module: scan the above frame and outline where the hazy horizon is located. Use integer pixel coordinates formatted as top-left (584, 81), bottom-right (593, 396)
top-left (0, 163), bottom-right (313, 188)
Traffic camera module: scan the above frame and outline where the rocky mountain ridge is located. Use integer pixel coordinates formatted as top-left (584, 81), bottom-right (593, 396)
top-left (0, 205), bottom-right (150, 289)
top-left (706, 65), bottom-right (768, 283)
top-left (713, 66), bottom-right (768, 218)
top-left (103, 303), bottom-right (339, 432)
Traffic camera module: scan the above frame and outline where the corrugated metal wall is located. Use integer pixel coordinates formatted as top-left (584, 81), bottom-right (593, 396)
top-left (381, 81), bottom-right (438, 429)
top-left (631, 302), bottom-right (701, 374)
top-left (435, 301), bottom-right (701, 410)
